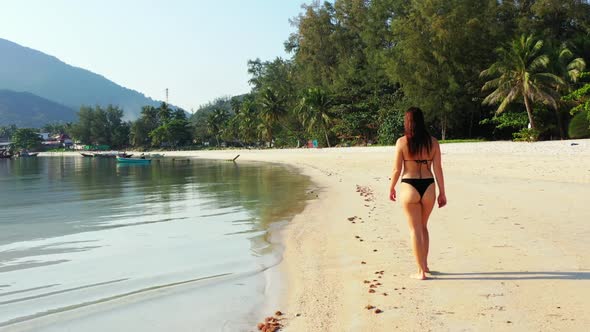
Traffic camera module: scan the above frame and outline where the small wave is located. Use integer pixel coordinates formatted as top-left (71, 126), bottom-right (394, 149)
top-left (0, 257), bottom-right (285, 328)
top-left (0, 278), bottom-right (128, 306)
top-left (0, 259), bottom-right (70, 273)
top-left (0, 284), bottom-right (59, 298)
top-left (80, 217), bottom-right (189, 231)
top-left (0, 273), bottom-right (228, 327)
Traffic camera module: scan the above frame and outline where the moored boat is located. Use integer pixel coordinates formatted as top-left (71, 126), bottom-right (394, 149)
top-left (94, 152), bottom-right (118, 158)
top-left (94, 152), bottom-right (133, 158)
top-left (18, 151), bottom-right (38, 158)
top-left (116, 157), bottom-right (151, 164)
top-left (80, 152), bottom-right (95, 158)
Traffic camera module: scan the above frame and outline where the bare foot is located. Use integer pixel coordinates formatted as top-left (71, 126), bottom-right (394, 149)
top-left (410, 273), bottom-right (427, 280)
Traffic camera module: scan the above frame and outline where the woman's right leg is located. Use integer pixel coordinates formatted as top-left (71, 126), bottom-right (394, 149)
top-left (420, 186), bottom-right (436, 272)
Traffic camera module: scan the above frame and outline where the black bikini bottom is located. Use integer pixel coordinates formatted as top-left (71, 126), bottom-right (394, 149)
top-left (401, 178), bottom-right (435, 198)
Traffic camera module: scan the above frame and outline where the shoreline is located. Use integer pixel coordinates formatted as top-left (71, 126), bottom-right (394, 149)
top-left (39, 139), bottom-right (590, 330)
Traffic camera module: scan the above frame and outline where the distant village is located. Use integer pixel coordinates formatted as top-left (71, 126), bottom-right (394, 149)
top-left (0, 132), bottom-right (73, 149)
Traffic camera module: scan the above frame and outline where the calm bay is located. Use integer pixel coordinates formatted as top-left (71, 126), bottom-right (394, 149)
top-left (0, 156), bottom-right (310, 331)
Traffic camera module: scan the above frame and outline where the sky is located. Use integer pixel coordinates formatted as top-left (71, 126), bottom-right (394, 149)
top-left (0, 0), bottom-right (307, 111)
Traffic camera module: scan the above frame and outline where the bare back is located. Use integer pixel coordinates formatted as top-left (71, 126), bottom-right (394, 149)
top-left (398, 136), bottom-right (435, 179)
top-left (390, 135), bottom-right (445, 205)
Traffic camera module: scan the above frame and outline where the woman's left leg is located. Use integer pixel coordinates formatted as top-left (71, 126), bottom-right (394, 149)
top-left (400, 182), bottom-right (428, 279)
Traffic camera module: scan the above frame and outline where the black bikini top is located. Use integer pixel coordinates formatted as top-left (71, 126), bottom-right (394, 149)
top-left (404, 159), bottom-right (432, 164)
top-left (403, 159), bottom-right (433, 178)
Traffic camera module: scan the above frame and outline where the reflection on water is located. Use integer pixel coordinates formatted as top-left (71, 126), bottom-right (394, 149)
top-left (0, 157), bottom-right (309, 245)
top-left (0, 156), bottom-right (310, 329)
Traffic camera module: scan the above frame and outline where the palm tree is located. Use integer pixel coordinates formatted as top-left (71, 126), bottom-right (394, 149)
top-left (237, 99), bottom-right (259, 145)
top-left (256, 122), bottom-right (271, 146)
top-left (548, 43), bottom-right (586, 138)
top-left (158, 102), bottom-right (172, 123)
top-left (296, 87), bottom-right (333, 147)
top-left (481, 34), bottom-right (564, 130)
top-left (258, 88), bottom-right (287, 147)
top-left (206, 108), bottom-right (228, 147)
top-left (230, 96), bottom-right (242, 114)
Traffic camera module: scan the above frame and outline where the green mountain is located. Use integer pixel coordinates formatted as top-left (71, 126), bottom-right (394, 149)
top-left (0, 38), bottom-right (161, 119)
top-left (0, 90), bottom-right (77, 127)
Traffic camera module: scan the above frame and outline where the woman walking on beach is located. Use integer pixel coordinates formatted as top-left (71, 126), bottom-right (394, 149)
top-left (389, 107), bottom-right (447, 280)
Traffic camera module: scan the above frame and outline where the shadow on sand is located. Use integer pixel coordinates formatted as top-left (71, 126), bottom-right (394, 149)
top-left (430, 271), bottom-right (590, 281)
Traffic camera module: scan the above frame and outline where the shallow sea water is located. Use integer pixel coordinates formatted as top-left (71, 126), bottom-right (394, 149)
top-left (0, 156), bottom-right (310, 331)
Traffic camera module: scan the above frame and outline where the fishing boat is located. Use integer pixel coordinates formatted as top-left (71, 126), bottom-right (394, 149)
top-left (94, 152), bottom-right (118, 158)
top-left (116, 157), bottom-right (151, 164)
top-left (18, 151), bottom-right (38, 158)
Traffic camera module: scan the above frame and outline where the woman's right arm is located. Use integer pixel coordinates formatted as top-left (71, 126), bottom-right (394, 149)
top-left (433, 139), bottom-right (447, 208)
top-left (389, 138), bottom-right (404, 201)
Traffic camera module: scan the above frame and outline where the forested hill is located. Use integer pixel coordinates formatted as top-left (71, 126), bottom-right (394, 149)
top-left (0, 38), bottom-right (161, 119)
top-left (0, 90), bottom-right (77, 127)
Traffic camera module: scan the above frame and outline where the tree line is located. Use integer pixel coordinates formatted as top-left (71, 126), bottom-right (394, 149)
top-left (1, 103), bottom-right (193, 151)
top-left (3, 0), bottom-right (590, 151)
top-left (191, 0), bottom-right (590, 145)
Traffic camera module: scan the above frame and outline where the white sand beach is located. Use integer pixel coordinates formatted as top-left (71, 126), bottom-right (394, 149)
top-left (40, 139), bottom-right (590, 331)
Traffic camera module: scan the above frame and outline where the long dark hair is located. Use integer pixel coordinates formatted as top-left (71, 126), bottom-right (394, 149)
top-left (404, 107), bottom-right (432, 155)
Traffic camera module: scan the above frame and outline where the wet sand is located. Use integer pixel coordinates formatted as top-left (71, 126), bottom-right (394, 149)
top-left (42, 140), bottom-right (590, 331)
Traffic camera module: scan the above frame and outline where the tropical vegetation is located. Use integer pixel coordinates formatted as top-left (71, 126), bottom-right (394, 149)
top-left (189, 0), bottom-right (589, 145)
top-left (564, 72), bottom-right (590, 138)
top-left (2, 0), bottom-right (590, 148)
top-left (10, 128), bottom-right (42, 151)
